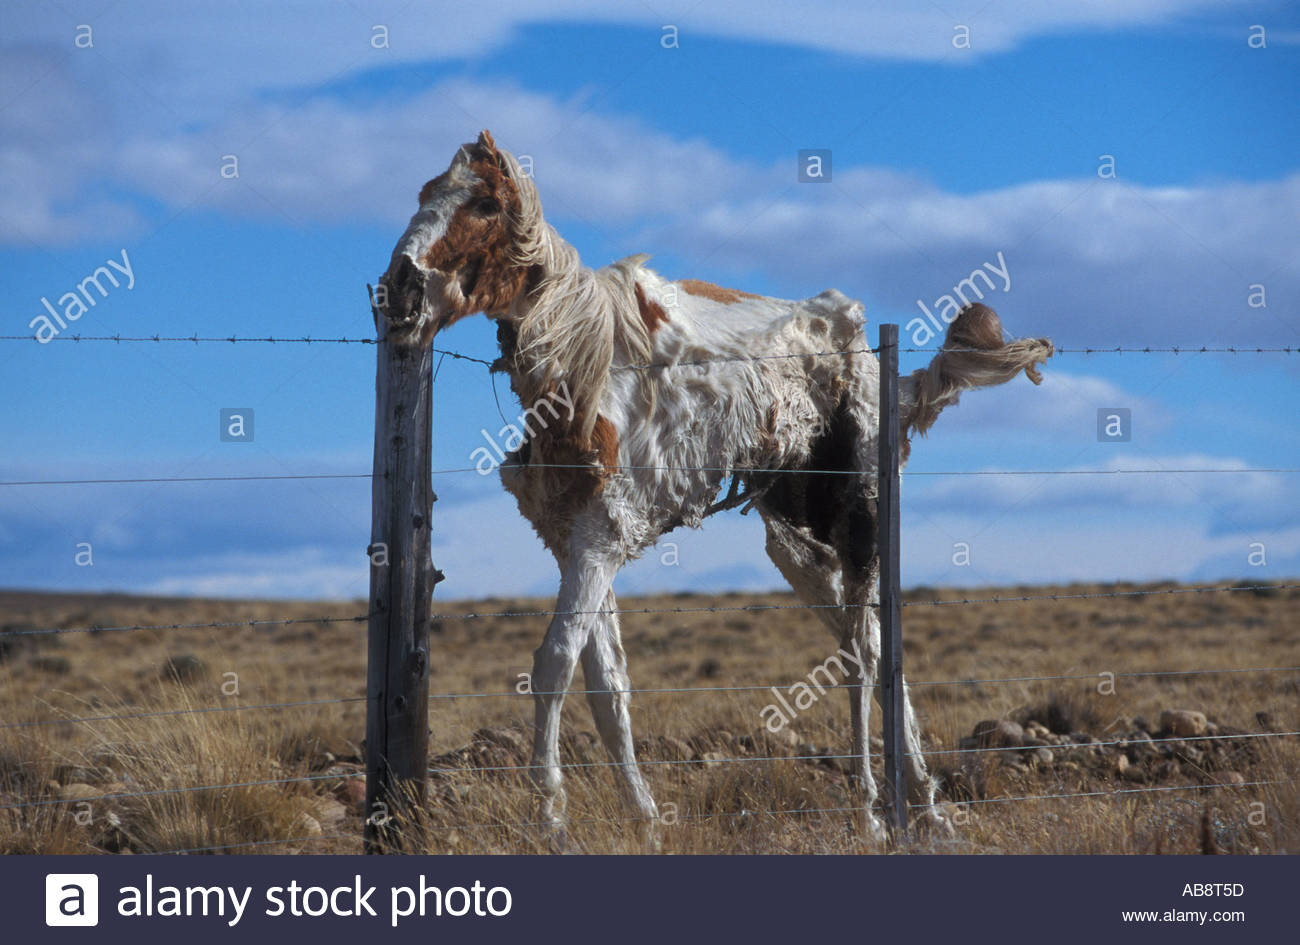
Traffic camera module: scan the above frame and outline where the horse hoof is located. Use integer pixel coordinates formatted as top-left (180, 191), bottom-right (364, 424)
top-left (858, 810), bottom-right (888, 846)
top-left (543, 824), bottom-right (572, 854)
top-left (532, 812), bottom-right (570, 853)
top-left (918, 806), bottom-right (957, 841)
top-left (639, 819), bottom-right (663, 853)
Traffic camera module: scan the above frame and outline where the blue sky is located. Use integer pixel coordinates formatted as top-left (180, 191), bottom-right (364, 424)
top-left (2, 1), bottom-right (1297, 600)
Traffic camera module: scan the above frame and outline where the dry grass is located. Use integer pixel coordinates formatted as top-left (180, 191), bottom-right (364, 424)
top-left (1, 581), bottom-right (1296, 854)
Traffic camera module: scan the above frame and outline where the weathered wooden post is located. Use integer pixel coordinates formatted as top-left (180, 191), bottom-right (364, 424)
top-left (364, 284), bottom-right (440, 853)
top-left (877, 323), bottom-right (908, 836)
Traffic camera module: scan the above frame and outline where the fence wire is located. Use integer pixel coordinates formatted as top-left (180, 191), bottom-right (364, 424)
top-left (950, 777), bottom-right (1295, 809)
top-left (0, 771), bottom-right (364, 812)
top-left (5, 728), bottom-right (1292, 814)
top-left (0, 613), bottom-right (369, 639)
top-left (0, 696), bottom-right (365, 731)
top-left (8, 662), bottom-right (1297, 731)
top-left (2, 332), bottom-right (1294, 360)
top-left (428, 660), bottom-right (1300, 701)
top-left (446, 776), bottom-right (1297, 835)
top-left (137, 772), bottom-right (1296, 852)
top-left (4, 582), bottom-right (1292, 643)
top-left (413, 581), bottom-right (1298, 629)
top-left (6, 465), bottom-right (1296, 489)
top-left (143, 833), bottom-right (354, 855)
top-left (4, 327), bottom-right (1295, 851)
top-left (424, 729), bottom-right (1300, 778)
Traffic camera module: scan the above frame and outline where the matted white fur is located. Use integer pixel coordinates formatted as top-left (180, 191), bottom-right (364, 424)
top-left (382, 131), bottom-right (1053, 846)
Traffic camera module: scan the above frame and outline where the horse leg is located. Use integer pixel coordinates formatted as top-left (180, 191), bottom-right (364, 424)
top-left (897, 668), bottom-right (954, 837)
top-left (529, 545), bottom-right (618, 849)
top-left (838, 571), bottom-right (890, 845)
top-left (580, 589), bottom-right (660, 850)
top-left (760, 512), bottom-right (888, 843)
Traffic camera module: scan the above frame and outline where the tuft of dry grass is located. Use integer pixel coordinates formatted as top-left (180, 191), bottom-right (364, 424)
top-left (1, 581), bottom-right (1296, 854)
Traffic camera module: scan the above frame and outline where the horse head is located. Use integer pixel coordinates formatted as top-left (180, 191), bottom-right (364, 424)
top-left (379, 130), bottom-right (538, 342)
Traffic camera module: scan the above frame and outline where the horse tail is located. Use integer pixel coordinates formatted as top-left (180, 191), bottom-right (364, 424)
top-left (900, 302), bottom-right (1053, 440)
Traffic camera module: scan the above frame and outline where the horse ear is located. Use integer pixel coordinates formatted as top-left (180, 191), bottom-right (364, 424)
top-left (477, 129), bottom-right (512, 175)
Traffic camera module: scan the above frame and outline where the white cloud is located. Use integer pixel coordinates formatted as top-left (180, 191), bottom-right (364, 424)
top-left (909, 452), bottom-right (1292, 512)
top-left (4, 438), bottom-right (1293, 600)
top-left (8, 55), bottom-right (1294, 352)
top-left (6, 0), bottom-right (1231, 121)
top-left (917, 370), bottom-right (1169, 440)
top-left (144, 548), bottom-right (366, 599)
top-left (7, 60), bottom-right (1292, 359)
top-left (901, 514), bottom-right (1300, 588)
top-left (646, 170), bottom-right (1300, 347)
top-left (105, 79), bottom-right (756, 229)
top-left (0, 48), bottom-right (146, 244)
top-left (4, 5), bottom-right (1295, 600)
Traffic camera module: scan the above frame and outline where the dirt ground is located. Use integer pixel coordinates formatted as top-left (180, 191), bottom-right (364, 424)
top-left (1, 580), bottom-right (1296, 854)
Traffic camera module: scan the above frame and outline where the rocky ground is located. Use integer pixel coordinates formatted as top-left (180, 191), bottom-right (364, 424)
top-left (2, 581), bottom-right (1296, 853)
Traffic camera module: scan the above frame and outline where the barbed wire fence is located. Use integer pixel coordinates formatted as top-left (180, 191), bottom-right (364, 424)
top-left (1, 329), bottom-right (1296, 853)
top-left (2, 635), bottom-right (1295, 853)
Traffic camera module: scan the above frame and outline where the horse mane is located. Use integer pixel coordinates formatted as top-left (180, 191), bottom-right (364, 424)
top-left (499, 148), bottom-right (652, 442)
top-left (902, 302), bottom-right (1054, 442)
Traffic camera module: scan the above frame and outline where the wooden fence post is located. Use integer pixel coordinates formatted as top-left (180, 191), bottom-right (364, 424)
top-left (364, 287), bottom-right (440, 853)
top-left (877, 323), bottom-right (908, 836)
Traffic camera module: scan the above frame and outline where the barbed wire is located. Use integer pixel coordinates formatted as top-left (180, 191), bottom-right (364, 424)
top-left (903, 467), bottom-right (1300, 477)
top-left (0, 334), bottom-right (380, 345)
top-left (1051, 346), bottom-right (1296, 355)
top-left (0, 613), bottom-right (369, 639)
top-left (6, 727), bottom-right (1289, 814)
top-left (4, 583), bottom-right (1289, 642)
top-left (8, 653), bottom-right (1296, 735)
top-left (133, 775), bottom-right (1293, 852)
top-left (411, 582), bottom-right (1298, 628)
top-left (428, 660), bottom-right (1300, 701)
top-left (0, 473), bottom-right (372, 487)
top-left (424, 728), bottom-right (1299, 777)
top-left (3, 331), bottom-right (1296, 412)
top-left (5, 464), bottom-right (1295, 489)
top-left (427, 776), bottom-right (1298, 835)
top-left (898, 583), bottom-right (1299, 608)
top-left (0, 696), bottom-right (366, 731)
top-left (617, 347), bottom-right (879, 371)
top-left (82, 774), bottom-right (1300, 852)
top-left (908, 662), bottom-right (1300, 688)
top-left (0, 333), bottom-right (504, 368)
top-left (143, 833), bottom-right (353, 855)
top-left (2, 332), bottom-right (1294, 360)
top-left (616, 345), bottom-right (1299, 372)
top-left (0, 770), bottom-right (364, 812)
top-left (923, 728), bottom-right (1300, 759)
top-left (8, 325), bottom-right (1295, 850)
top-left (6, 661), bottom-right (1295, 731)
top-left (950, 776), bottom-right (1295, 808)
top-left (433, 347), bottom-right (496, 367)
